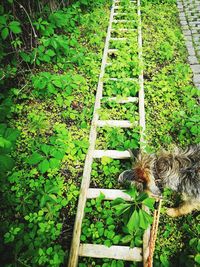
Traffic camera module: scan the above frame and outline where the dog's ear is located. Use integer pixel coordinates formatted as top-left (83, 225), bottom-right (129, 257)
top-left (118, 169), bottom-right (134, 184)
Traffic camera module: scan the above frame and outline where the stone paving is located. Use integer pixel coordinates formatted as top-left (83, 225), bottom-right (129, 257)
top-left (177, 0), bottom-right (200, 89)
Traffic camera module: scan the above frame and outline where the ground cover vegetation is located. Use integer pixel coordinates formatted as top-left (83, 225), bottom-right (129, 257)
top-left (142, 0), bottom-right (200, 266)
top-left (79, 189), bottom-right (155, 267)
top-left (0, 0), bottom-right (112, 266)
top-left (0, 0), bottom-right (200, 266)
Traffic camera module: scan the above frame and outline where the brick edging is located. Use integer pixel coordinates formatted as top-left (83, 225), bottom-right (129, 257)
top-left (177, 0), bottom-right (200, 89)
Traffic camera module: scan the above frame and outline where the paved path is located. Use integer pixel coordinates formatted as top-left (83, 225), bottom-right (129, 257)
top-left (177, 0), bottom-right (200, 89)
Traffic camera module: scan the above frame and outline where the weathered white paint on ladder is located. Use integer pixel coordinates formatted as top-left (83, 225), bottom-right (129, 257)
top-left (67, 1), bottom-right (116, 266)
top-left (67, 0), bottom-right (147, 266)
top-left (79, 244), bottom-right (142, 261)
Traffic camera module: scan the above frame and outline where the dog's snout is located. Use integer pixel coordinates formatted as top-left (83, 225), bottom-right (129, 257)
top-left (149, 184), bottom-right (162, 196)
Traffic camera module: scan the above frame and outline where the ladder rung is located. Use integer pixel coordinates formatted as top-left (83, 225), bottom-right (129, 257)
top-left (114, 6), bottom-right (124, 9)
top-left (79, 244), bottom-right (142, 261)
top-left (114, 6), bottom-right (135, 9)
top-left (114, 12), bottom-right (129, 16)
top-left (106, 77), bottom-right (137, 81)
top-left (113, 19), bottom-right (132, 23)
top-left (106, 96), bottom-right (138, 103)
top-left (111, 28), bottom-right (136, 32)
top-left (93, 150), bottom-right (131, 159)
top-left (97, 120), bottom-right (133, 127)
top-left (108, 49), bottom-right (118, 54)
top-left (87, 188), bottom-right (132, 201)
top-left (110, 37), bottom-right (127, 41)
top-left (115, 0), bottom-right (136, 2)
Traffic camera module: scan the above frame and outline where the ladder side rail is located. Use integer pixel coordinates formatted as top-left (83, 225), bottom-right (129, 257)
top-left (67, 1), bottom-right (116, 266)
top-left (136, 0), bottom-right (151, 266)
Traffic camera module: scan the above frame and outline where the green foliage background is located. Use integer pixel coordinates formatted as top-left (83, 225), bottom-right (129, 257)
top-left (0, 0), bottom-right (199, 266)
top-left (142, 1), bottom-right (200, 267)
top-left (0, 0), bottom-right (111, 266)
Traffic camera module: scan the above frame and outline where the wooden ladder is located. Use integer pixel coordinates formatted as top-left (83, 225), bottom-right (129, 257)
top-left (67, 0), bottom-right (150, 266)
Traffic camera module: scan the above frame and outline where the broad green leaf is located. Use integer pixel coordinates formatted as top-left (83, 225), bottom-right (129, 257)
top-left (121, 234), bottom-right (132, 244)
top-left (189, 238), bottom-right (197, 246)
top-left (143, 210), bottom-right (153, 224)
top-left (52, 78), bottom-right (62, 88)
top-left (46, 49), bottom-right (55, 57)
top-left (135, 235), bottom-right (143, 246)
top-left (1, 27), bottom-right (9, 40)
top-left (80, 235), bottom-right (86, 242)
top-left (142, 197), bottom-right (155, 210)
top-left (139, 209), bottom-right (152, 230)
top-left (38, 159), bottom-right (49, 173)
top-left (51, 39), bottom-right (58, 49)
top-left (101, 156), bottom-right (112, 165)
top-left (127, 210), bottom-right (139, 232)
top-left (49, 194), bottom-right (57, 202)
top-left (195, 254), bottom-right (200, 264)
top-left (0, 155), bottom-right (14, 171)
top-left (113, 235), bottom-right (121, 244)
top-left (9, 21), bottom-right (21, 34)
top-left (20, 52), bottom-right (31, 62)
top-left (47, 84), bottom-right (57, 94)
top-left (46, 185), bottom-right (59, 194)
top-left (124, 187), bottom-right (137, 200)
top-left (97, 192), bottom-right (105, 202)
top-left (111, 260), bottom-right (117, 267)
top-left (113, 203), bottom-right (131, 216)
top-left (112, 197), bottom-right (126, 206)
top-left (40, 195), bottom-right (47, 207)
top-left (49, 158), bottom-right (60, 169)
top-left (46, 247), bottom-right (53, 255)
top-left (160, 254), bottom-right (170, 267)
top-left (104, 239), bottom-right (112, 247)
top-left (50, 150), bottom-right (65, 160)
top-left (116, 261), bottom-right (124, 267)
top-left (33, 77), bottom-right (47, 89)
top-left (41, 54), bottom-right (50, 62)
top-left (106, 217), bottom-right (114, 225)
top-left (139, 209), bottom-right (147, 230)
top-left (0, 137), bottom-right (11, 148)
top-left (27, 152), bottom-right (43, 165)
top-left (40, 144), bottom-right (50, 155)
top-left (0, 16), bottom-right (6, 25)
top-left (0, 124), bottom-right (7, 136)
top-left (61, 198), bottom-right (68, 206)
top-left (137, 191), bottom-right (149, 202)
top-left (4, 128), bottom-right (19, 142)
top-left (107, 231), bottom-right (115, 239)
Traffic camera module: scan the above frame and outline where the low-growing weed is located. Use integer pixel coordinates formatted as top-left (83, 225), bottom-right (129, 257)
top-left (91, 157), bottom-right (131, 189)
top-left (96, 127), bottom-right (140, 151)
top-left (81, 188), bottom-right (155, 248)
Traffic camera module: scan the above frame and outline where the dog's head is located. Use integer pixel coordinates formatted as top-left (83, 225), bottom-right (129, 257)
top-left (118, 150), bottom-right (161, 196)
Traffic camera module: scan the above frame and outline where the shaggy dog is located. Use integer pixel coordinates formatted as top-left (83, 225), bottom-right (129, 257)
top-left (118, 145), bottom-right (200, 217)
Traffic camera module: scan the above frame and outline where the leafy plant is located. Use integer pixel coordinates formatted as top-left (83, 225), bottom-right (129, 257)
top-left (112, 187), bottom-right (155, 247)
top-left (91, 157), bottom-right (131, 189)
top-left (81, 193), bottom-right (122, 247)
top-left (0, 124), bottom-right (19, 173)
top-left (0, 16), bottom-right (22, 40)
top-left (81, 188), bottom-right (154, 252)
top-left (97, 127), bottom-right (140, 151)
